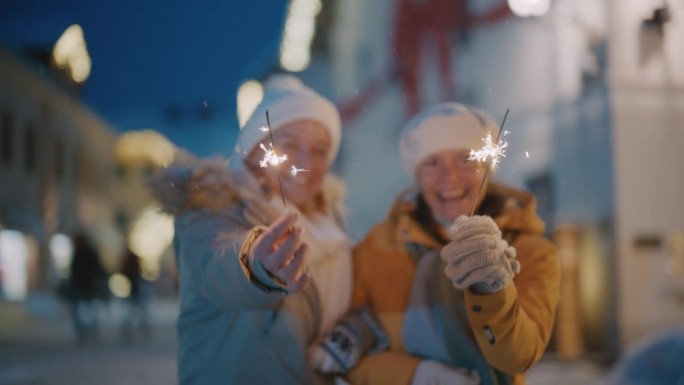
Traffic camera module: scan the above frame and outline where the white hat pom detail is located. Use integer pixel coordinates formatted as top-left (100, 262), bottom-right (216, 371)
top-left (263, 74), bottom-right (304, 92)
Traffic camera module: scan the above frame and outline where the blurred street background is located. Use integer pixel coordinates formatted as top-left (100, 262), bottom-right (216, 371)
top-left (1, 0), bottom-right (683, 384)
top-left (0, 293), bottom-right (609, 385)
top-left (0, 295), bottom-right (177, 385)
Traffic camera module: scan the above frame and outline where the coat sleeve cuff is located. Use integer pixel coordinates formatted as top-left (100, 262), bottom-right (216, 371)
top-left (463, 283), bottom-right (518, 344)
top-left (240, 226), bottom-right (288, 293)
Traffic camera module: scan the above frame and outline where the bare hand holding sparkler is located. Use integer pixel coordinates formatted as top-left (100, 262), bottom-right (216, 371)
top-left (251, 212), bottom-right (311, 293)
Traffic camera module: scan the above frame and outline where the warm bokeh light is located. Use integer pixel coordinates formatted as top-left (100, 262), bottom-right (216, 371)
top-left (237, 80), bottom-right (264, 127)
top-left (115, 130), bottom-right (176, 167)
top-left (279, 0), bottom-right (322, 72)
top-left (52, 24), bottom-right (92, 83)
top-left (0, 230), bottom-right (29, 301)
top-left (508, 0), bottom-right (551, 17)
top-left (108, 273), bottom-right (132, 298)
top-left (127, 206), bottom-right (174, 280)
top-left (49, 233), bottom-right (74, 279)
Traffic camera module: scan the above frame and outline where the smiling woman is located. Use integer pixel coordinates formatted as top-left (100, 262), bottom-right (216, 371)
top-left (349, 102), bottom-right (561, 385)
top-left (149, 74), bottom-right (370, 385)
top-left (400, 103), bottom-right (498, 224)
top-left (415, 149), bottom-right (483, 225)
top-left (246, 120), bottom-right (332, 213)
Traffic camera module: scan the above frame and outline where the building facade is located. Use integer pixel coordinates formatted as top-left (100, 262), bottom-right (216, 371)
top-left (0, 48), bottom-right (119, 298)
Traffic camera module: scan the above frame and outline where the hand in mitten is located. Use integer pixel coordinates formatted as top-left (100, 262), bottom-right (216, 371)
top-left (309, 308), bottom-right (389, 374)
top-left (440, 215), bottom-right (520, 294)
top-left (309, 323), bottom-right (360, 374)
top-left (411, 360), bottom-right (481, 385)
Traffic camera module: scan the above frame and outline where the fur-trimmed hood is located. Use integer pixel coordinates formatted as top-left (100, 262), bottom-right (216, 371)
top-left (149, 152), bottom-right (347, 220)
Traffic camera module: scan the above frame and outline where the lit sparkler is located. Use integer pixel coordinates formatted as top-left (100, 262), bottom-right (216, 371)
top-left (470, 109), bottom-right (510, 216)
top-left (258, 143), bottom-right (288, 168)
top-left (468, 131), bottom-right (509, 170)
top-left (258, 111), bottom-right (310, 210)
top-left (260, 110), bottom-right (288, 209)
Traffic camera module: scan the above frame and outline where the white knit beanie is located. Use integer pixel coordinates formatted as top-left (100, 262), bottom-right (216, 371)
top-left (235, 74), bottom-right (341, 164)
top-left (399, 102), bottom-right (499, 174)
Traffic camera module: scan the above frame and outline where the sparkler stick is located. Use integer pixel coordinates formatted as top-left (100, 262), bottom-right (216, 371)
top-left (470, 109), bottom-right (510, 216)
top-left (265, 110), bottom-right (288, 210)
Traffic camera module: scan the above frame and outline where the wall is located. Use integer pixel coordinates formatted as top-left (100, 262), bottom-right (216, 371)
top-left (609, 0), bottom-right (684, 350)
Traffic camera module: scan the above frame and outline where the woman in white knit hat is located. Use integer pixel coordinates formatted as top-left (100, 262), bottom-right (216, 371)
top-left (348, 102), bottom-right (560, 385)
top-left (151, 75), bottom-right (382, 384)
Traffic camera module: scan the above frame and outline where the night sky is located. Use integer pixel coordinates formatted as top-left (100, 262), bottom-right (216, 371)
top-left (0, 0), bottom-right (289, 156)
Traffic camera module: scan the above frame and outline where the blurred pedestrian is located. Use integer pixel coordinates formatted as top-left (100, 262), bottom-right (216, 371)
top-left (348, 103), bottom-right (560, 385)
top-left (69, 231), bottom-right (109, 343)
top-left (119, 246), bottom-right (151, 342)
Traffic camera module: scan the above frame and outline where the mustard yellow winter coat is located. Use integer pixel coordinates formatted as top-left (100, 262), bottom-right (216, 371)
top-left (348, 183), bottom-right (560, 385)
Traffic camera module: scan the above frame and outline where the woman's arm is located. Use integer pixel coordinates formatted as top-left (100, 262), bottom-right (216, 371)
top-left (175, 211), bottom-right (289, 310)
top-left (463, 235), bottom-right (560, 373)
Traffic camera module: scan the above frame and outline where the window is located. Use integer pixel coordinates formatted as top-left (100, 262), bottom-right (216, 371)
top-left (143, 164), bottom-right (154, 179)
top-left (25, 125), bottom-right (36, 172)
top-left (115, 164), bottom-right (127, 179)
top-left (1, 112), bottom-right (12, 165)
top-left (73, 151), bottom-right (81, 186)
top-left (526, 172), bottom-right (554, 236)
top-left (54, 138), bottom-right (64, 179)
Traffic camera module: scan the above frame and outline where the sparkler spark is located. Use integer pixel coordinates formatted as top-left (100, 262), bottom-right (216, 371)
top-left (258, 143), bottom-right (288, 168)
top-left (469, 109), bottom-right (510, 216)
top-left (263, 111), bottom-right (288, 210)
top-left (258, 112), bottom-right (309, 210)
top-left (289, 165), bottom-right (308, 177)
top-left (468, 132), bottom-right (508, 170)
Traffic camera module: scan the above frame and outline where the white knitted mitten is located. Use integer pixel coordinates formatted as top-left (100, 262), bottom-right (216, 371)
top-left (309, 308), bottom-right (388, 373)
top-left (440, 215), bottom-right (520, 294)
top-left (410, 360), bottom-right (481, 385)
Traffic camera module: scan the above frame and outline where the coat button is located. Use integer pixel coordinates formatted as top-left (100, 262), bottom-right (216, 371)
top-left (483, 325), bottom-right (496, 344)
top-left (472, 305), bottom-right (482, 313)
